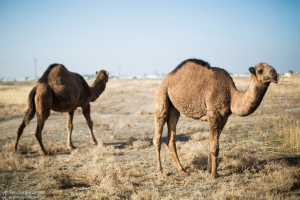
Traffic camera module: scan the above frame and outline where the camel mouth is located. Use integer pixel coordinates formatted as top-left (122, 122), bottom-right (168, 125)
top-left (263, 77), bottom-right (278, 84)
top-left (270, 78), bottom-right (278, 83)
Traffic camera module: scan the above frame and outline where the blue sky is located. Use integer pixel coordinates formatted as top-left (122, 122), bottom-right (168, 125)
top-left (0, 0), bottom-right (299, 78)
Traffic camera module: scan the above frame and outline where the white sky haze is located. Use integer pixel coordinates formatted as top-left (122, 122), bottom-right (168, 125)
top-left (0, 0), bottom-right (299, 78)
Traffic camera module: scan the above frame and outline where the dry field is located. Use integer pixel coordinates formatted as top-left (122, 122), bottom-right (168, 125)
top-left (0, 77), bottom-right (300, 199)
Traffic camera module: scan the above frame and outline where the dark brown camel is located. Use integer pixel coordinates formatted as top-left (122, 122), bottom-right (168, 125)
top-left (12, 64), bottom-right (109, 155)
top-left (153, 59), bottom-right (278, 178)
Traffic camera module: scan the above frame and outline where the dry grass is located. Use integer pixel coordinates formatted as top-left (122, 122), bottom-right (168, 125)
top-left (231, 76), bottom-right (300, 152)
top-left (0, 84), bottom-right (33, 105)
top-left (0, 77), bottom-right (300, 199)
top-left (132, 140), bottom-right (151, 150)
top-left (190, 131), bottom-right (209, 141)
top-left (0, 81), bottom-right (36, 120)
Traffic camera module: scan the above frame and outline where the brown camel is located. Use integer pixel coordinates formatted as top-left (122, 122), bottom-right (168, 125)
top-left (12, 64), bottom-right (109, 155)
top-left (153, 58), bottom-right (278, 178)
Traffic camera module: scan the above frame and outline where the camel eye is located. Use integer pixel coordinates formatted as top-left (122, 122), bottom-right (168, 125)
top-left (258, 69), bottom-right (263, 74)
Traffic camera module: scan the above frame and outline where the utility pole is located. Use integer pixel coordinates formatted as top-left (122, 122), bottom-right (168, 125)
top-left (34, 58), bottom-right (36, 78)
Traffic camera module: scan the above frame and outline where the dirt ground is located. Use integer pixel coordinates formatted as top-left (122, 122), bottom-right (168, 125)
top-left (0, 78), bottom-right (300, 199)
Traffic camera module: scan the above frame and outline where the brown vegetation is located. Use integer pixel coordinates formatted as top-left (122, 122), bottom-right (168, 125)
top-left (0, 76), bottom-right (299, 199)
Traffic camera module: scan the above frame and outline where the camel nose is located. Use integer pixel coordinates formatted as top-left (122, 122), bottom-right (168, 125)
top-left (270, 69), bottom-right (278, 83)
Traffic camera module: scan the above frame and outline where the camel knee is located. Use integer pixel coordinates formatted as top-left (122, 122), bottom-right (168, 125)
top-left (153, 137), bottom-right (161, 148)
top-left (87, 120), bottom-right (93, 128)
top-left (46, 111), bottom-right (50, 120)
top-left (167, 141), bottom-right (176, 151)
top-left (210, 143), bottom-right (219, 157)
top-left (35, 126), bottom-right (42, 138)
top-left (166, 136), bottom-right (175, 147)
top-left (155, 102), bottom-right (169, 122)
top-left (17, 122), bottom-right (26, 136)
top-left (153, 138), bottom-right (159, 147)
top-left (67, 123), bottom-right (73, 130)
top-left (35, 132), bottom-right (40, 139)
top-left (211, 148), bottom-right (219, 157)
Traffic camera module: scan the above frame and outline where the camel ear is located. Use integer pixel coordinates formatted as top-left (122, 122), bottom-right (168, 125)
top-left (249, 67), bottom-right (256, 75)
top-left (106, 71), bottom-right (109, 76)
top-left (95, 71), bottom-right (98, 75)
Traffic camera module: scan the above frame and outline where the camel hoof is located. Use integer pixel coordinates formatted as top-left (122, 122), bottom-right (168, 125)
top-left (207, 168), bottom-right (212, 174)
top-left (12, 147), bottom-right (17, 152)
top-left (67, 145), bottom-right (76, 150)
top-left (156, 166), bottom-right (163, 172)
top-left (210, 173), bottom-right (219, 179)
top-left (179, 171), bottom-right (188, 177)
top-left (91, 139), bottom-right (98, 145)
top-left (155, 168), bottom-right (164, 175)
top-left (42, 151), bottom-right (51, 156)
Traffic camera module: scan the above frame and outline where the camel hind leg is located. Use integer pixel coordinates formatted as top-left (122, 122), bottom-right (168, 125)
top-left (12, 121), bottom-right (27, 152)
top-left (167, 103), bottom-right (187, 176)
top-left (153, 85), bottom-right (170, 172)
top-left (34, 83), bottom-right (52, 156)
top-left (12, 87), bottom-right (37, 152)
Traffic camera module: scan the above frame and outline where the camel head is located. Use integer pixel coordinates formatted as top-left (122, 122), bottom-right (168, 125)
top-left (95, 70), bottom-right (109, 82)
top-left (249, 63), bottom-right (278, 84)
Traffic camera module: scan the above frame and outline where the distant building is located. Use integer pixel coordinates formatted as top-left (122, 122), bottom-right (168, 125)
top-left (145, 74), bottom-right (165, 79)
top-left (283, 72), bottom-right (292, 77)
top-left (82, 75), bottom-right (90, 80)
top-left (133, 75), bottom-right (143, 79)
top-left (231, 73), bottom-right (251, 77)
top-left (145, 74), bottom-right (159, 79)
top-left (26, 77), bottom-right (38, 81)
top-left (16, 78), bottom-right (27, 82)
top-left (120, 76), bottom-right (134, 80)
top-left (1, 78), bottom-right (16, 82)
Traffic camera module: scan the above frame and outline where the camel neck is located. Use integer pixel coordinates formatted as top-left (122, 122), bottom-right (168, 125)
top-left (90, 78), bottom-right (106, 102)
top-left (230, 75), bottom-right (269, 117)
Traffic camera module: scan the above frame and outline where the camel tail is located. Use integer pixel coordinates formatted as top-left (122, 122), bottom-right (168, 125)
top-left (23, 86), bottom-right (37, 126)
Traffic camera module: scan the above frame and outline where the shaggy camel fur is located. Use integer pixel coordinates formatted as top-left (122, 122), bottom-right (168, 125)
top-left (153, 59), bottom-right (278, 178)
top-left (13, 64), bottom-right (109, 155)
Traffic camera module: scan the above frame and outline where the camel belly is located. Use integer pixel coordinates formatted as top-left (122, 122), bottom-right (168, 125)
top-left (51, 103), bottom-right (79, 112)
top-left (51, 94), bottom-right (84, 112)
top-left (182, 112), bottom-right (208, 121)
top-left (169, 95), bottom-right (207, 120)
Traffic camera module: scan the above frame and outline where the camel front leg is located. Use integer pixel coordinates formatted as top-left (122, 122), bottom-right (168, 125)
top-left (207, 143), bottom-right (212, 174)
top-left (207, 115), bottom-right (228, 178)
top-left (207, 111), bottom-right (222, 178)
top-left (82, 104), bottom-right (97, 145)
top-left (67, 111), bottom-right (76, 149)
top-left (208, 134), bottom-right (219, 178)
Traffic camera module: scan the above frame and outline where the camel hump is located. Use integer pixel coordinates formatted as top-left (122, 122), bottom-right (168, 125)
top-left (171, 58), bottom-right (211, 74)
top-left (38, 63), bottom-right (67, 84)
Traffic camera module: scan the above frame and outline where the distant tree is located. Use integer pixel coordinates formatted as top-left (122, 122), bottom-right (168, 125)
top-left (288, 70), bottom-right (294, 73)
